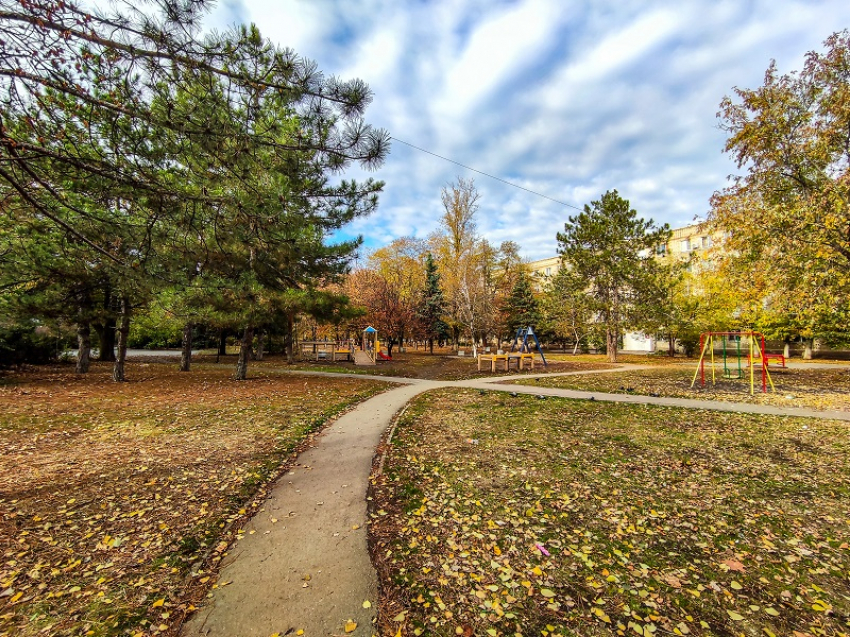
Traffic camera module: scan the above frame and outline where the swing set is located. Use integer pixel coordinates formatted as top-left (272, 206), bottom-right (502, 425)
top-left (691, 331), bottom-right (775, 394)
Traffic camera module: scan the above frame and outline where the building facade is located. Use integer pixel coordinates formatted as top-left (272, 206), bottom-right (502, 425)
top-left (525, 222), bottom-right (717, 351)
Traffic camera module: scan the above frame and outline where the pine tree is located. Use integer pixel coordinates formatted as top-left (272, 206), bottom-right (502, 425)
top-left (502, 271), bottom-right (541, 336)
top-left (419, 253), bottom-right (448, 354)
top-left (557, 190), bottom-right (670, 363)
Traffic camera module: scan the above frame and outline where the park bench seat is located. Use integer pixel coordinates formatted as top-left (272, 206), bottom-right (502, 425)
top-left (477, 353), bottom-right (535, 372)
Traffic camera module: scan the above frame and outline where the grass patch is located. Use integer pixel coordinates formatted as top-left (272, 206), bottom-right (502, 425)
top-left (513, 365), bottom-right (850, 412)
top-left (371, 389), bottom-right (850, 636)
top-left (0, 362), bottom-right (386, 637)
top-left (285, 350), bottom-right (614, 381)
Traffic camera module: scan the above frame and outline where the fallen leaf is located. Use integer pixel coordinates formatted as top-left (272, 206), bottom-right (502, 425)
top-left (344, 620), bottom-right (357, 633)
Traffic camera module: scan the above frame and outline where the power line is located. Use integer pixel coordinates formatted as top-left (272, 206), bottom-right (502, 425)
top-left (390, 136), bottom-right (583, 211)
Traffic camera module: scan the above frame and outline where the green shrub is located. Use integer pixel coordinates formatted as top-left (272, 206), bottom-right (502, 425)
top-left (0, 323), bottom-right (56, 368)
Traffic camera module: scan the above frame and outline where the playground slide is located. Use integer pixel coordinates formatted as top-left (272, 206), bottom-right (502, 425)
top-left (377, 351), bottom-right (392, 360)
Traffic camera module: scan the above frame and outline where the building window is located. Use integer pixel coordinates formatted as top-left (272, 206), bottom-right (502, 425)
top-left (656, 244), bottom-right (667, 256)
top-left (545, 267), bottom-right (551, 276)
top-left (681, 239), bottom-right (691, 252)
top-left (701, 236), bottom-right (711, 249)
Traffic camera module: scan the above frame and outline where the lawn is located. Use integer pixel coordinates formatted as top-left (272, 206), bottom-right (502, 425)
top-left (513, 365), bottom-right (850, 412)
top-left (285, 349), bottom-right (615, 380)
top-left (370, 389), bottom-right (850, 637)
top-left (0, 362), bottom-right (386, 637)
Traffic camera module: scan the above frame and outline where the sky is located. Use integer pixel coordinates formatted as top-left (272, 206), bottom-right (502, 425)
top-left (203, 0), bottom-right (850, 261)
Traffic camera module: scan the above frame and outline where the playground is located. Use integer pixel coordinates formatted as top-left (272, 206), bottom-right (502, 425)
top-left (2, 349), bottom-right (849, 637)
top-left (516, 331), bottom-right (850, 412)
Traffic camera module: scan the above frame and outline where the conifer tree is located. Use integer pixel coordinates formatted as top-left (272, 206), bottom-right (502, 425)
top-left (557, 190), bottom-right (670, 363)
top-left (419, 253), bottom-right (448, 354)
top-left (502, 271), bottom-right (540, 336)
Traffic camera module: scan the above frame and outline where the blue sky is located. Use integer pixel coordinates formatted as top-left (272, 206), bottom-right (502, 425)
top-left (205, 0), bottom-right (850, 260)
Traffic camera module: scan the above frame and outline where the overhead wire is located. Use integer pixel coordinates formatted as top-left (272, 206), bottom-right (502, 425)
top-left (389, 136), bottom-right (583, 211)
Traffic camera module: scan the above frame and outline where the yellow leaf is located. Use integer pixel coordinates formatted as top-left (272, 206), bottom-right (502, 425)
top-left (764, 607), bottom-right (780, 616)
top-left (362, 600), bottom-right (371, 608)
top-left (540, 588), bottom-right (556, 598)
top-left (730, 581), bottom-right (743, 590)
top-left (344, 620), bottom-right (357, 633)
top-left (10, 591), bottom-right (22, 603)
top-left (269, 633), bottom-right (281, 637)
top-left (152, 598), bottom-right (165, 608)
top-left (727, 610), bottom-right (744, 621)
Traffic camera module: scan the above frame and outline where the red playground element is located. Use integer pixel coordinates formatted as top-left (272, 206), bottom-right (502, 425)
top-left (377, 351), bottom-right (392, 361)
top-left (691, 331), bottom-right (775, 394)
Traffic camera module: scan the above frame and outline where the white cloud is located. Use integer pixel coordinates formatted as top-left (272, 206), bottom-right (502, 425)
top-left (204, 0), bottom-right (850, 259)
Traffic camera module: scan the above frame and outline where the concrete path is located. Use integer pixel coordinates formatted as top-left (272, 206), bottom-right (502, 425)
top-left (182, 364), bottom-right (849, 637)
top-left (182, 380), bottom-right (443, 637)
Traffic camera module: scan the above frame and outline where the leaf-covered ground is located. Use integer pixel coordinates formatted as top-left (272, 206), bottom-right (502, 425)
top-left (371, 389), bottom-right (850, 636)
top-left (514, 365), bottom-right (850, 412)
top-left (0, 362), bottom-right (385, 637)
top-left (287, 349), bottom-right (615, 380)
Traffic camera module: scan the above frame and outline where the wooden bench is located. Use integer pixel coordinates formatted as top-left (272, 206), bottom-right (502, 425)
top-left (478, 354), bottom-right (507, 372)
top-left (510, 353), bottom-right (535, 370)
top-left (477, 353), bottom-right (535, 372)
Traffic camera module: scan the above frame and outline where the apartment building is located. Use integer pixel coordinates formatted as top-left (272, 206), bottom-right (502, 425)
top-left (525, 222), bottom-right (717, 351)
top-left (526, 222), bottom-right (714, 289)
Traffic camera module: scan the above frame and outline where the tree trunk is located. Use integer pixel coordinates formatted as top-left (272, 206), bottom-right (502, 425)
top-left (76, 321), bottom-right (91, 374)
top-left (803, 337), bottom-right (814, 360)
top-left (668, 334), bottom-right (676, 357)
top-left (255, 329), bottom-right (265, 361)
top-left (180, 323), bottom-right (193, 372)
top-left (235, 325), bottom-right (254, 380)
top-left (606, 327), bottom-right (618, 363)
top-left (218, 330), bottom-right (227, 356)
top-left (112, 296), bottom-right (130, 382)
top-left (96, 318), bottom-right (117, 361)
top-left (429, 338), bottom-right (434, 354)
top-left (285, 314), bottom-right (295, 364)
top-left (783, 339), bottom-right (791, 359)
top-left (97, 285), bottom-right (116, 361)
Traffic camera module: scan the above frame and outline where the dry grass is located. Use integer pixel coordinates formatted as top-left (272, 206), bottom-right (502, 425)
top-left (371, 389), bottom-right (850, 637)
top-left (0, 361), bottom-right (386, 637)
top-left (514, 364), bottom-right (850, 412)
top-left (286, 349), bottom-right (615, 381)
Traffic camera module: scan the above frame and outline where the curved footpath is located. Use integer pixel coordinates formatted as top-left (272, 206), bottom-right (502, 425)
top-left (182, 366), bottom-right (850, 637)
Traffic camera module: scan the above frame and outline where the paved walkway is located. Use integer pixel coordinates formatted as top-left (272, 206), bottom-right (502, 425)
top-left (181, 366), bottom-right (849, 637)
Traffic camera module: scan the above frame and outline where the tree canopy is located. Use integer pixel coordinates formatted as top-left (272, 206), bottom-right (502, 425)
top-left (557, 190), bottom-right (670, 362)
top-left (0, 0), bottom-right (388, 379)
top-left (710, 30), bottom-right (850, 341)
